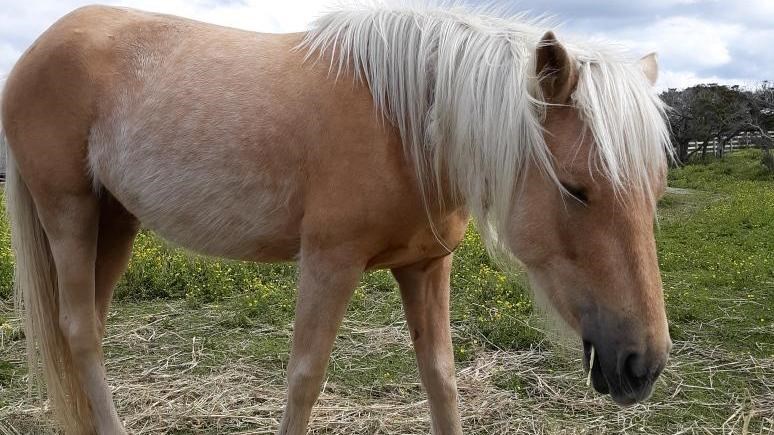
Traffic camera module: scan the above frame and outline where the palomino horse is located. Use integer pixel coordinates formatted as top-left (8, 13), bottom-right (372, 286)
top-left (1, 4), bottom-right (673, 434)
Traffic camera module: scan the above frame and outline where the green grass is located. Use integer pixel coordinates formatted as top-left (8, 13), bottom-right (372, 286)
top-left (0, 149), bottom-right (772, 434)
top-left (658, 150), bottom-right (774, 356)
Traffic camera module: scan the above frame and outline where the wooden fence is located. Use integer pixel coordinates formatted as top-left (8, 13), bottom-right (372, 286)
top-left (687, 130), bottom-right (773, 154)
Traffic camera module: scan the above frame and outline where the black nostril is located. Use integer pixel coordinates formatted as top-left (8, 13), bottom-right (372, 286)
top-left (623, 352), bottom-right (648, 382)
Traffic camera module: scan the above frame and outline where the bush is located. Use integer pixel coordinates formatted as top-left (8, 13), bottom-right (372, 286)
top-left (0, 199), bottom-right (13, 299)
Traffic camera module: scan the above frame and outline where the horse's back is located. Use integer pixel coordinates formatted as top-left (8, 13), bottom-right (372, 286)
top-left (1, 6), bottom-right (312, 258)
top-left (2, 5), bottom-right (468, 266)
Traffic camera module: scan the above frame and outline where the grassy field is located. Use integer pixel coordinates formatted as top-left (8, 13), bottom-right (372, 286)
top-left (0, 150), bottom-right (772, 434)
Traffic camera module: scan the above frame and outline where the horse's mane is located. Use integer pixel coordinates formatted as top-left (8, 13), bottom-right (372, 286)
top-left (303, 2), bottom-right (672, 250)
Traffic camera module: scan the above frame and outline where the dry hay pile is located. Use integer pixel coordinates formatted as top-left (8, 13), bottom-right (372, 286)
top-left (0, 300), bottom-right (772, 434)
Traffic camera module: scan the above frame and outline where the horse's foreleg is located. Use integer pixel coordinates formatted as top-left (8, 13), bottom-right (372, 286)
top-left (95, 196), bottom-right (140, 336)
top-left (392, 254), bottom-right (462, 435)
top-left (40, 194), bottom-right (126, 435)
top-left (278, 250), bottom-right (363, 435)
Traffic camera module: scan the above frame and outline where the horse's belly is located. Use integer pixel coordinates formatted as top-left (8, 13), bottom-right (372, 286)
top-left (88, 121), bottom-right (303, 261)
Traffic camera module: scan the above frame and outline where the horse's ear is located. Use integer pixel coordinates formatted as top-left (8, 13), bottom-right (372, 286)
top-left (639, 52), bottom-right (659, 86)
top-left (536, 31), bottom-right (576, 104)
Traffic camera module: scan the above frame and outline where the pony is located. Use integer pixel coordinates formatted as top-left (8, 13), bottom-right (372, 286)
top-left (1, 3), bottom-right (673, 434)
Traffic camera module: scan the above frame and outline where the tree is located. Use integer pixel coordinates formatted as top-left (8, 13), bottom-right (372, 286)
top-left (746, 82), bottom-right (774, 171)
top-left (661, 84), bottom-right (759, 163)
top-left (693, 84), bottom-right (751, 158)
top-left (661, 88), bottom-right (700, 163)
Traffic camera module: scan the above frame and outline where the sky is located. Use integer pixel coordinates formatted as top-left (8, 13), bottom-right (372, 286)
top-left (0, 0), bottom-right (771, 90)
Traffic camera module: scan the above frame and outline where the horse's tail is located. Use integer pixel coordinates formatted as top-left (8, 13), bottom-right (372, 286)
top-left (5, 136), bottom-right (93, 433)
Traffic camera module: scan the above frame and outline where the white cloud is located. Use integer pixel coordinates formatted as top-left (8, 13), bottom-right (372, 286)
top-left (0, 41), bottom-right (22, 79)
top-left (516, 0), bottom-right (773, 88)
top-left (1, 0), bottom-right (772, 89)
top-left (657, 69), bottom-right (752, 90)
top-left (577, 12), bottom-right (772, 89)
top-left (597, 16), bottom-right (741, 71)
top-left (639, 17), bottom-right (740, 69)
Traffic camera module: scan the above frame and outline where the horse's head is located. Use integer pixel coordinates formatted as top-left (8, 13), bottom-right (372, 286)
top-left (507, 32), bottom-right (671, 405)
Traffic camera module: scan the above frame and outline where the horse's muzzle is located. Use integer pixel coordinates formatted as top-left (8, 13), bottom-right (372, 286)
top-left (582, 337), bottom-right (669, 406)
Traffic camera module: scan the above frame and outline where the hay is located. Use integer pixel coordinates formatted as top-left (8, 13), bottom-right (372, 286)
top-left (1, 300), bottom-right (772, 434)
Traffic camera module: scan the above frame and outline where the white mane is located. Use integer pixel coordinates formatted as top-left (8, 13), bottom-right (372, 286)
top-left (303, 3), bottom-right (672, 249)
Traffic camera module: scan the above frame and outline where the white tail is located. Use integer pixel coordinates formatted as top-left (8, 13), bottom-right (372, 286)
top-left (5, 139), bottom-right (93, 433)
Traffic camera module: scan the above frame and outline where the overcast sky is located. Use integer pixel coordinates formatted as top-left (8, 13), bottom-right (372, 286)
top-left (0, 0), bottom-right (771, 90)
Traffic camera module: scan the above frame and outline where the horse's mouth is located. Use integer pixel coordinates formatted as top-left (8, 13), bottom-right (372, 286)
top-left (583, 340), bottom-right (609, 395)
top-left (582, 340), bottom-right (648, 406)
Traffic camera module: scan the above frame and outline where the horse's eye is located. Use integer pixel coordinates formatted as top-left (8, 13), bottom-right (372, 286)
top-left (561, 182), bottom-right (588, 204)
